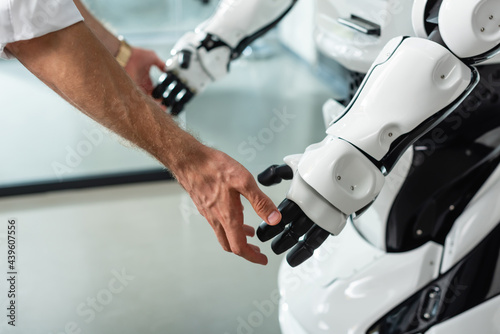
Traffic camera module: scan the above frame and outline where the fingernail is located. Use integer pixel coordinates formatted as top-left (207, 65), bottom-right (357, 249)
top-left (267, 211), bottom-right (281, 225)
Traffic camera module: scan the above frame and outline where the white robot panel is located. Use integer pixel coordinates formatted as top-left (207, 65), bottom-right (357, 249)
top-left (439, 0), bottom-right (500, 59)
top-left (327, 37), bottom-right (473, 160)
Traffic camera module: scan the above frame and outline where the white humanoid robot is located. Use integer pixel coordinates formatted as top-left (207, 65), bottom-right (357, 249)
top-left (153, 0), bottom-right (500, 333)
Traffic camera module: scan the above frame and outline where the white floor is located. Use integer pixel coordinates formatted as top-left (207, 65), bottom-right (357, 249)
top-left (0, 180), bottom-right (292, 334)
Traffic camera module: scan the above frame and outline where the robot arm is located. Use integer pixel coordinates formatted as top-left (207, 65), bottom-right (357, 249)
top-left (258, 0), bottom-right (500, 267)
top-left (152, 0), bottom-right (297, 115)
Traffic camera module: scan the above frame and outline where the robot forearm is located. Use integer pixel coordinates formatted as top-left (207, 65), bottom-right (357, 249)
top-left (258, 36), bottom-right (480, 266)
top-left (200, 0), bottom-right (297, 57)
top-left (153, 0), bottom-right (297, 114)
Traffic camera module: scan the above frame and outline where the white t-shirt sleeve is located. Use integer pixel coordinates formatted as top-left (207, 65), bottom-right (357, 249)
top-left (0, 0), bottom-right (84, 59)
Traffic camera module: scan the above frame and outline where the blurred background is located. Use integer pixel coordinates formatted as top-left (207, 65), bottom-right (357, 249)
top-left (0, 0), bottom-right (341, 333)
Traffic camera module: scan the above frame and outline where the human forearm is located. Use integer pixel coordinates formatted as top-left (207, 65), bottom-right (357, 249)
top-left (73, 0), bottom-right (164, 94)
top-left (73, 0), bottom-right (120, 56)
top-left (7, 22), bottom-right (195, 172)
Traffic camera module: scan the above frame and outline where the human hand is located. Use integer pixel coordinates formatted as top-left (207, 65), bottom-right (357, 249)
top-left (174, 146), bottom-right (282, 265)
top-left (124, 47), bottom-right (165, 95)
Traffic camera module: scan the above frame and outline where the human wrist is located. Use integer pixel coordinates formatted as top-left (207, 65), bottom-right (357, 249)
top-left (171, 139), bottom-right (209, 175)
top-left (166, 139), bottom-right (212, 184)
top-left (151, 118), bottom-right (208, 177)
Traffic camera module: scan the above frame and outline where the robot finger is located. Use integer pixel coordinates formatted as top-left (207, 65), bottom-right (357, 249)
top-left (257, 199), bottom-right (302, 242)
top-left (258, 164), bottom-right (294, 186)
top-left (170, 89), bottom-right (195, 116)
top-left (152, 72), bottom-right (176, 99)
top-left (178, 50), bottom-right (192, 69)
top-left (162, 84), bottom-right (184, 107)
top-left (271, 215), bottom-right (314, 254)
top-left (286, 225), bottom-right (330, 267)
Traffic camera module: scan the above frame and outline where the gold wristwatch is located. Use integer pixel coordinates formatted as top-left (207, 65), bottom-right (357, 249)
top-left (115, 36), bottom-right (132, 68)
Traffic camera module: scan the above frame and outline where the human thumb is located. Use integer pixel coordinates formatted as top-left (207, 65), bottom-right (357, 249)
top-left (244, 180), bottom-right (282, 226)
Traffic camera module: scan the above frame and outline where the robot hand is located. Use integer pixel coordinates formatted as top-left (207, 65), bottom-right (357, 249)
top-left (257, 136), bottom-right (385, 268)
top-left (152, 31), bottom-right (231, 115)
top-left (258, 197), bottom-right (331, 267)
top-left (152, 0), bottom-right (297, 115)
top-left (256, 164), bottom-right (320, 264)
top-left (257, 163), bottom-right (341, 268)
top-left (258, 36), bottom-right (479, 267)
